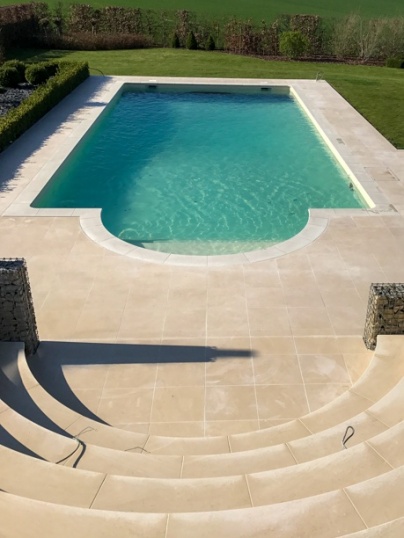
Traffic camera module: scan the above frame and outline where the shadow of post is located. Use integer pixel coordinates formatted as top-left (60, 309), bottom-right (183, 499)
top-left (30, 340), bottom-right (254, 422)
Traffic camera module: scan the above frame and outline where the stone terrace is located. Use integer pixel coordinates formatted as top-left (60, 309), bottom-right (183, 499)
top-left (0, 76), bottom-right (403, 436)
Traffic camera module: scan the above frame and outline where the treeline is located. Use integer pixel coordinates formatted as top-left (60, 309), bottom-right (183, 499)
top-left (1, 2), bottom-right (404, 64)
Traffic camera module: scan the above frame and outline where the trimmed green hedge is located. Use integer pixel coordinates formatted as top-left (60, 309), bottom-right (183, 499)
top-left (0, 66), bottom-right (20, 88)
top-left (1, 60), bottom-right (26, 82)
top-left (0, 61), bottom-right (89, 153)
top-left (386, 57), bottom-right (404, 68)
top-left (25, 63), bottom-right (50, 85)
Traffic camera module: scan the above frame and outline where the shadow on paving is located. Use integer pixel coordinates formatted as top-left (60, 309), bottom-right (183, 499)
top-left (0, 76), bottom-right (111, 194)
top-left (30, 340), bottom-right (254, 424)
top-left (0, 425), bottom-right (44, 459)
top-left (0, 349), bottom-right (74, 436)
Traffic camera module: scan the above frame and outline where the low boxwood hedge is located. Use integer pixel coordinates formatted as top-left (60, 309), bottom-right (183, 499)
top-left (1, 60), bottom-right (26, 83)
top-left (0, 66), bottom-right (20, 88)
top-left (0, 61), bottom-right (89, 153)
top-left (25, 63), bottom-right (50, 85)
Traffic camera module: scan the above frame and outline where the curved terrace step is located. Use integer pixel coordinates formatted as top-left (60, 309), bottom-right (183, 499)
top-left (14, 336), bottom-right (404, 456)
top-left (1, 466), bottom-right (404, 537)
top-left (0, 338), bottom-right (403, 481)
top-left (0, 383), bottom-right (402, 481)
top-left (0, 419), bottom-right (403, 513)
top-left (0, 407), bottom-right (183, 477)
top-left (341, 517), bottom-right (404, 537)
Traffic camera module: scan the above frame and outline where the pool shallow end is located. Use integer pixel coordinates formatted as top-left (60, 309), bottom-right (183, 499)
top-left (79, 208), bottom-right (330, 266)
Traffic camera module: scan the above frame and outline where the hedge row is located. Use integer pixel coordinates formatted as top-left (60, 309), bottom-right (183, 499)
top-left (0, 61), bottom-right (89, 153)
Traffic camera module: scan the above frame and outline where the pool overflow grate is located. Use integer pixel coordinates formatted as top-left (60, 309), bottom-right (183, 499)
top-left (260, 87), bottom-right (271, 92)
top-left (148, 85), bottom-right (158, 90)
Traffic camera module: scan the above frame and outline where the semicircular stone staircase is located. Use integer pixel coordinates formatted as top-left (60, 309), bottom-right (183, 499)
top-left (1, 335), bottom-right (404, 537)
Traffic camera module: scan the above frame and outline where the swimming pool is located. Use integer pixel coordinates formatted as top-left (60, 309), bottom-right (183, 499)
top-left (32, 83), bottom-right (366, 255)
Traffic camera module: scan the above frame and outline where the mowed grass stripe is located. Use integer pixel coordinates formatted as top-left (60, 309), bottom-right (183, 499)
top-left (11, 48), bottom-right (404, 149)
top-left (0, 0), bottom-right (403, 19)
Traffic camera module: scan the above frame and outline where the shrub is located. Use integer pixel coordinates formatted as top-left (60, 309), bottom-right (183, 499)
top-left (43, 61), bottom-right (59, 77)
top-left (0, 62), bottom-right (89, 153)
top-left (2, 60), bottom-right (26, 82)
top-left (0, 86), bottom-right (6, 94)
top-left (332, 15), bottom-right (404, 62)
top-left (206, 35), bottom-right (215, 51)
top-left (25, 64), bottom-right (50, 85)
top-left (0, 67), bottom-right (20, 88)
top-left (171, 32), bottom-right (180, 48)
top-left (36, 32), bottom-right (152, 51)
top-left (279, 30), bottom-right (309, 59)
top-left (386, 57), bottom-right (404, 68)
top-left (186, 30), bottom-right (197, 50)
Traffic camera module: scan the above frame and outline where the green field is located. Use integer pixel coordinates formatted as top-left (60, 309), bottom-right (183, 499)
top-left (11, 48), bottom-right (404, 148)
top-left (1, 0), bottom-right (403, 20)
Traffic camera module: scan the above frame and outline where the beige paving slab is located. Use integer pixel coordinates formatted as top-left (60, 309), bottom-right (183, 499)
top-left (204, 419), bottom-right (260, 436)
top-left (366, 377), bottom-right (404, 427)
top-left (148, 421), bottom-right (205, 437)
top-left (151, 387), bottom-right (205, 423)
top-left (288, 307), bottom-right (335, 336)
top-left (205, 386), bottom-right (258, 421)
top-left (183, 442), bottom-right (296, 478)
top-left (250, 336), bottom-right (296, 355)
top-left (0, 446), bottom-right (105, 508)
top-left (247, 443), bottom-right (391, 506)
top-left (207, 306), bottom-right (249, 337)
top-left (253, 355), bottom-right (303, 385)
top-left (288, 411), bottom-right (388, 463)
top-left (248, 307), bottom-right (292, 336)
top-left (91, 474), bottom-right (252, 512)
top-left (345, 467), bottom-right (404, 528)
top-left (166, 490), bottom-right (366, 537)
top-left (305, 383), bottom-right (352, 412)
top-left (97, 388), bottom-right (154, 424)
top-left (367, 421), bottom-right (404, 468)
top-left (104, 363), bottom-right (157, 390)
top-left (298, 354), bottom-right (351, 384)
top-left (0, 492), bottom-right (168, 538)
top-left (155, 362), bottom-right (205, 387)
top-left (340, 518), bottom-right (404, 538)
top-left (206, 358), bottom-right (255, 386)
top-left (255, 384), bottom-right (309, 420)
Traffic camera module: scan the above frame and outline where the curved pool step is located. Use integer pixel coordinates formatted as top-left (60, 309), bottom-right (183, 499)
top-left (2, 465), bottom-right (404, 537)
top-left (15, 336), bottom-right (404, 457)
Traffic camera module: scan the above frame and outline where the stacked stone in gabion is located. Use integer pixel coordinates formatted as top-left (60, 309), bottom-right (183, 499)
top-left (363, 283), bottom-right (404, 350)
top-left (0, 258), bottom-right (39, 355)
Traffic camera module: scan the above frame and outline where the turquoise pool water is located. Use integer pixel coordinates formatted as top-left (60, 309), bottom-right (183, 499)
top-left (33, 85), bottom-right (365, 255)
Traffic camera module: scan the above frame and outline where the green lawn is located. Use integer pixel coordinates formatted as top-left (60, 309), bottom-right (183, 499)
top-left (11, 48), bottom-right (404, 148)
top-left (0, 0), bottom-right (403, 20)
